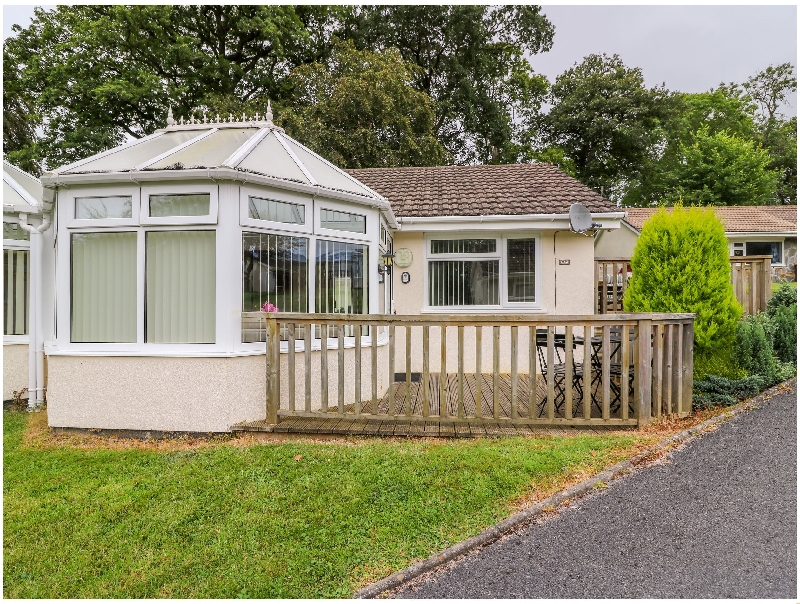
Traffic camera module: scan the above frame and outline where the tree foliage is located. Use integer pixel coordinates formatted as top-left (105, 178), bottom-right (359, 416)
top-left (3, 4), bottom-right (554, 172)
top-left (544, 53), bottom-right (669, 198)
top-left (339, 5), bottom-right (553, 164)
top-left (659, 126), bottom-right (778, 206)
top-left (278, 41), bottom-right (447, 169)
top-left (624, 206), bottom-right (741, 355)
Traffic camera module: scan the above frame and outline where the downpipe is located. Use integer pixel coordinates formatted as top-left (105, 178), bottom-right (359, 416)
top-left (18, 212), bottom-right (52, 411)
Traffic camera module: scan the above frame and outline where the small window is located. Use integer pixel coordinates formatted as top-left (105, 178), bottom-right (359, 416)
top-left (431, 239), bottom-right (496, 254)
top-left (3, 222), bottom-right (29, 241)
top-left (506, 239), bottom-right (536, 302)
top-left (149, 193), bottom-right (210, 217)
top-left (75, 196), bottom-right (132, 219)
top-left (320, 209), bottom-right (366, 234)
top-left (745, 241), bottom-right (782, 265)
top-left (248, 196), bottom-right (304, 224)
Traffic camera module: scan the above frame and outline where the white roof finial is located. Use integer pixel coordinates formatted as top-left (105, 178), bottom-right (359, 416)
top-left (266, 100), bottom-right (274, 126)
top-left (166, 106), bottom-right (176, 126)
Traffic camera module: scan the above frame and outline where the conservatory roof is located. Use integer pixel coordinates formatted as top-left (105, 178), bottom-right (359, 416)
top-left (44, 106), bottom-right (390, 213)
top-left (3, 161), bottom-right (42, 214)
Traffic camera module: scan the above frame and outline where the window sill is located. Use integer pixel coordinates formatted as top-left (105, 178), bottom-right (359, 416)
top-left (421, 306), bottom-right (547, 314)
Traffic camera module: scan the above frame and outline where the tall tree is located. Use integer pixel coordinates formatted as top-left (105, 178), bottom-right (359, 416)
top-left (3, 5), bottom-right (334, 170)
top-left (278, 41), bottom-right (448, 168)
top-left (337, 5), bottom-right (554, 164)
top-left (544, 53), bottom-right (669, 200)
top-left (659, 126), bottom-right (778, 206)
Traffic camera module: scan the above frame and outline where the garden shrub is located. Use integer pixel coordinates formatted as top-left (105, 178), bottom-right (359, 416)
top-left (692, 375), bottom-right (765, 410)
top-left (767, 282), bottom-right (798, 316)
top-left (733, 315), bottom-right (776, 385)
top-left (693, 346), bottom-right (747, 381)
top-left (624, 205), bottom-right (741, 358)
top-left (771, 303), bottom-right (797, 365)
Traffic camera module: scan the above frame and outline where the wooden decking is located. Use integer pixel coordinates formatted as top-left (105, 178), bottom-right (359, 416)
top-left (232, 373), bottom-right (636, 438)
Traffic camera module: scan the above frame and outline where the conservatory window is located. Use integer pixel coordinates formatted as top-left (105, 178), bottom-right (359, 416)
top-left (242, 232), bottom-right (308, 343)
top-left (71, 232), bottom-right (137, 343)
top-left (316, 240), bottom-right (368, 337)
top-left (3, 222), bottom-right (30, 241)
top-left (146, 230), bottom-right (215, 343)
top-left (75, 196), bottom-right (133, 219)
top-left (320, 209), bottom-right (366, 234)
top-left (149, 193), bottom-right (210, 217)
top-left (248, 196), bottom-right (305, 225)
top-left (4, 249), bottom-right (29, 336)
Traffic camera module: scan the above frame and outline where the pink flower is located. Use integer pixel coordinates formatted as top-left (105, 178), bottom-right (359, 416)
top-left (261, 301), bottom-right (280, 313)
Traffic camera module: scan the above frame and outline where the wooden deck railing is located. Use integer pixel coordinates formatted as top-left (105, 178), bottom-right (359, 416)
top-left (595, 256), bottom-right (772, 315)
top-left (243, 312), bottom-right (695, 429)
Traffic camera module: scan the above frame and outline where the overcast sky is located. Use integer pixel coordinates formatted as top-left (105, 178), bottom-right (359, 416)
top-left (3, 3), bottom-right (797, 114)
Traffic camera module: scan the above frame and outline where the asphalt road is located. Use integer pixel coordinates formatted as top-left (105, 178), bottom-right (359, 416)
top-left (397, 381), bottom-right (797, 599)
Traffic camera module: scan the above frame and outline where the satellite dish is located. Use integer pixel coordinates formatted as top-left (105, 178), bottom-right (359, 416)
top-left (569, 203), bottom-right (598, 234)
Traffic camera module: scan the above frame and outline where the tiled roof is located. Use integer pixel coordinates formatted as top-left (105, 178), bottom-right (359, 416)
top-left (346, 163), bottom-right (618, 217)
top-left (624, 206), bottom-right (797, 234)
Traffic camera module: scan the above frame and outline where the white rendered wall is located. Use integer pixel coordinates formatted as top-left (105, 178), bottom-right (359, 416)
top-left (594, 227), bottom-right (639, 259)
top-left (47, 355), bottom-right (267, 432)
top-left (3, 344), bottom-right (29, 400)
top-left (46, 345), bottom-right (392, 432)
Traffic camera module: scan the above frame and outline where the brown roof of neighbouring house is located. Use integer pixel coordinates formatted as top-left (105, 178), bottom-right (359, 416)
top-left (623, 206), bottom-right (797, 234)
top-left (346, 163), bottom-right (618, 217)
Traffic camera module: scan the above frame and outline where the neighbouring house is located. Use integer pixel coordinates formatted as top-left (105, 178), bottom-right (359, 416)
top-left (594, 205), bottom-right (798, 282)
top-left (7, 108), bottom-right (631, 432)
top-left (3, 161), bottom-right (45, 402)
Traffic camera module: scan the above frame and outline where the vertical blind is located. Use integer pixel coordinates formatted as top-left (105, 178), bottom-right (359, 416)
top-left (71, 232), bottom-right (137, 342)
top-left (316, 240), bottom-right (368, 314)
top-left (430, 239), bottom-right (496, 254)
top-left (242, 232), bottom-right (308, 342)
top-left (429, 260), bottom-right (499, 306)
top-left (146, 230), bottom-right (215, 343)
top-left (506, 238), bottom-right (536, 302)
top-left (4, 249), bottom-right (29, 336)
top-left (320, 209), bottom-right (367, 234)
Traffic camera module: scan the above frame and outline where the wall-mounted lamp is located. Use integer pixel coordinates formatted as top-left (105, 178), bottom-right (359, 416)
top-left (378, 251), bottom-right (395, 275)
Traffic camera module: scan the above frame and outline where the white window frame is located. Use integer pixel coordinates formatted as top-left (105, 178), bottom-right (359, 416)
top-left (423, 231), bottom-right (542, 312)
top-left (729, 237), bottom-right (785, 266)
top-left (140, 182), bottom-right (218, 226)
top-left (3, 216), bottom-right (31, 344)
top-left (239, 183), bottom-right (312, 235)
top-left (66, 185), bottom-right (140, 228)
top-left (315, 199), bottom-right (370, 243)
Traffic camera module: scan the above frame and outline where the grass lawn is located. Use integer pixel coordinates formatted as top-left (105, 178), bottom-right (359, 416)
top-left (772, 281), bottom-right (797, 293)
top-left (4, 409), bottom-right (705, 598)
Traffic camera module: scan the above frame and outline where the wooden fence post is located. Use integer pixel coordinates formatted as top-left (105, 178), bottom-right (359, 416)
top-left (681, 320), bottom-right (694, 417)
top-left (267, 317), bottom-right (279, 425)
top-left (636, 318), bottom-right (653, 425)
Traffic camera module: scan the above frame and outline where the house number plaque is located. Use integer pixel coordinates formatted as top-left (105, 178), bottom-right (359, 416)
top-left (394, 248), bottom-right (413, 268)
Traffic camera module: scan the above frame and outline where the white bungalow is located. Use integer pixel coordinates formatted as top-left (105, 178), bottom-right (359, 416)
top-left (9, 107), bottom-right (653, 434)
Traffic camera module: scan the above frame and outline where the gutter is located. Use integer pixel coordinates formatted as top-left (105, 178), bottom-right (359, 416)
top-left (396, 211), bottom-right (626, 231)
top-left (40, 167), bottom-right (400, 230)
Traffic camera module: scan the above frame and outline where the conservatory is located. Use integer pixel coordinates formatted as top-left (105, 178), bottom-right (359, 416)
top-left (40, 107), bottom-right (397, 432)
